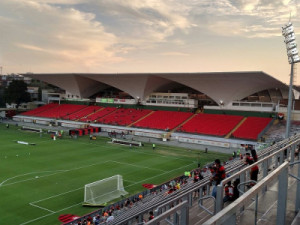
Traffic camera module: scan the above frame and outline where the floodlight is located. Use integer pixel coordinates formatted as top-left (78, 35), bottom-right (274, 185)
top-left (282, 21), bottom-right (300, 138)
top-left (287, 48), bottom-right (298, 56)
top-left (282, 24), bottom-right (294, 36)
top-left (282, 22), bottom-right (300, 64)
top-left (286, 40), bottom-right (297, 50)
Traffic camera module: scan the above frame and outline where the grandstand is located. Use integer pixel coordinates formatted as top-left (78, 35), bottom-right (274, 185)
top-left (17, 103), bottom-right (274, 142)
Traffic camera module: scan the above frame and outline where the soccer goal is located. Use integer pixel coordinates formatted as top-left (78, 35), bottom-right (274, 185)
top-left (84, 175), bottom-right (128, 206)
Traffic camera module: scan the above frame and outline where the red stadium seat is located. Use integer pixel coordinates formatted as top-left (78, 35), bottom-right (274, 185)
top-left (177, 114), bottom-right (244, 136)
top-left (232, 117), bottom-right (272, 140)
top-left (134, 111), bottom-right (193, 130)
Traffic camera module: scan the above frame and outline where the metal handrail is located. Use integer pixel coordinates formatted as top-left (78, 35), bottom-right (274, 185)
top-left (203, 161), bottom-right (289, 225)
top-left (220, 136), bottom-right (300, 187)
top-left (198, 196), bottom-right (215, 215)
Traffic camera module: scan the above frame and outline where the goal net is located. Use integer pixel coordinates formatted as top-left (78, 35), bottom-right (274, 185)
top-left (84, 175), bottom-right (128, 206)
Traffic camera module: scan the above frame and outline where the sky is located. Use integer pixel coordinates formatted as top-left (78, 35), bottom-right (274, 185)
top-left (0, 0), bottom-right (300, 84)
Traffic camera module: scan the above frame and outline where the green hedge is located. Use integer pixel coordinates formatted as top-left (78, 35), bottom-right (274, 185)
top-left (204, 109), bottom-right (275, 118)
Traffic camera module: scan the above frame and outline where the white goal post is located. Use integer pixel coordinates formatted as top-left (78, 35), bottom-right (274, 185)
top-left (84, 175), bottom-right (128, 206)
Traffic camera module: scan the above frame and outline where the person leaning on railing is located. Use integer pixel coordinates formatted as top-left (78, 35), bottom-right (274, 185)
top-left (210, 159), bottom-right (226, 198)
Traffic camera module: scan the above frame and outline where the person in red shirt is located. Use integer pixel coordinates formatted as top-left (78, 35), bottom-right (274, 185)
top-left (211, 159), bottom-right (226, 198)
top-left (223, 181), bottom-right (234, 203)
top-left (245, 153), bottom-right (259, 187)
top-left (148, 211), bottom-right (154, 221)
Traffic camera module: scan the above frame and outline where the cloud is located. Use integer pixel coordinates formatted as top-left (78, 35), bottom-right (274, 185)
top-left (90, 0), bottom-right (193, 45)
top-left (160, 52), bottom-right (189, 56)
top-left (0, 0), bottom-right (121, 73)
top-left (184, 0), bottom-right (300, 38)
top-left (0, 0), bottom-right (299, 78)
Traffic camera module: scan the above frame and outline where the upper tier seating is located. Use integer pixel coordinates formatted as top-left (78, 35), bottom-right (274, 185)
top-left (34, 104), bottom-right (87, 119)
top-left (97, 108), bottom-right (152, 126)
top-left (20, 103), bottom-right (58, 116)
top-left (80, 107), bottom-right (116, 122)
top-left (232, 117), bottom-right (272, 140)
top-left (177, 114), bottom-right (244, 136)
top-left (62, 106), bottom-right (102, 121)
top-left (133, 111), bottom-right (193, 130)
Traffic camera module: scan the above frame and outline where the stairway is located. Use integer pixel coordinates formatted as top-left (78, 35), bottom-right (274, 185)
top-left (164, 113), bottom-right (197, 139)
top-left (127, 111), bottom-right (154, 127)
top-left (76, 107), bottom-right (104, 121)
top-left (224, 117), bottom-right (247, 139)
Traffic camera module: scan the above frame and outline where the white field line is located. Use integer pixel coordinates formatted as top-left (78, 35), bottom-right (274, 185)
top-left (22, 162), bottom-right (195, 225)
top-left (29, 202), bottom-right (55, 213)
top-left (0, 170), bottom-right (68, 187)
top-left (0, 161), bottom-right (110, 187)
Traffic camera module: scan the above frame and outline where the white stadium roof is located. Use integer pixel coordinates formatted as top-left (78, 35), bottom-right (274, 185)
top-left (24, 71), bottom-right (289, 106)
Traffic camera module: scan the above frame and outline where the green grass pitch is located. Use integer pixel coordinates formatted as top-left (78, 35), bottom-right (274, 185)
top-left (0, 123), bottom-right (229, 224)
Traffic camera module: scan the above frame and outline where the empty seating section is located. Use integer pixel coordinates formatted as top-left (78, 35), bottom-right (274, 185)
top-left (20, 104), bottom-right (272, 140)
top-left (97, 108), bottom-right (152, 126)
top-left (133, 111), bottom-right (193, 130)
top-left (177, 114), bottom-right (244, 136)
top-left (34, 104), bottom-right (87, 119)
top-left (21, 103), bottom-right (58, 116)
top-left (80, 107), bottom-right (116, 122)
top-left (62, 106), bottom-right (102, 120)
top-left (232, 117), bottom-right (272, 140)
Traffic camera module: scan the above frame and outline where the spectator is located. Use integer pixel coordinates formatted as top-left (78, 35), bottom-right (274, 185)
top-left (211, 159), bottom-right (226, 198)
top-left (248, 145), bottom-right (258, 162)
top-left (233, 178), bottom-right (240, 200)
top-left (106, 212), bottom-right (114, 222)
top-left (232, 151), bottom-right (237, 158)
top-left (223, 181), bottom-right (234, 203)
top-left (148, 211), bottom-right (154, 221)
top-left (152, 143), bottom-right (156, 150)
top-left (94, 215), bottom-right (100, 225)
top-left (244, 153), bottom-right (259, 187)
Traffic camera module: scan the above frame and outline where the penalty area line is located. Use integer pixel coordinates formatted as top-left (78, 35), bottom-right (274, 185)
top-left (21, 201), bottom-right (83, 225)
top-left (29, 202), bottom-right (55, 213)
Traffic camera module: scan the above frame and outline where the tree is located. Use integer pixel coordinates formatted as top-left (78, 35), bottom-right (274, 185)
top-left (0, 87), bottom-right (5, 107)
top-left (4, 80), bottom-right (31, 108)
top-left (38, 87), bottom-right (42, 101)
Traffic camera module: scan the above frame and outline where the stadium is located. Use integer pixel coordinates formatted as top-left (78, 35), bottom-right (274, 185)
top-left (1, 70), bottom-right (300, 225)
